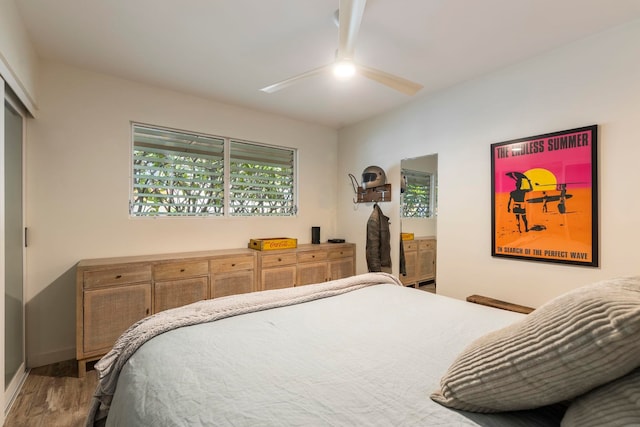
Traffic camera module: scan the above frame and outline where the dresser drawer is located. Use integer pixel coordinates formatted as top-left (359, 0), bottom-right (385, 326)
top-left (84, 265), bottom-right (152, 289)
top-left (327, 246), bottom-right (355, 259)
top-left (297, 250), bottom-right (327, 263)
top-left (402, 241), bottom-right (418, 252)
top-left (210, 256), bottom-right (255, 273)
top-left (260, 252), bottom-right (297, 268)
top-left (419, 239), bottom-right (436, 250)
top-left (154, 261), bottom-right (209, 280)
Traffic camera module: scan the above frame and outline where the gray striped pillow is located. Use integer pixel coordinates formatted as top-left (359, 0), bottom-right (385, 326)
top-left (561, 368), bottom-right (640, 427)
top-left (430, 276), bottom-right (640, 412)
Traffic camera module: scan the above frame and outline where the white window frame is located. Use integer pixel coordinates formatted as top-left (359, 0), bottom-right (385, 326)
top-left (130, 123), bottom-right (298, 217)
top-left (227, 139), bottom-right (297, 217)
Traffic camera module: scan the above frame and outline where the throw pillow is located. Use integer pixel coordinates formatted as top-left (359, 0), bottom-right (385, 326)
top-left (430, 276), bottom-right (640, 412)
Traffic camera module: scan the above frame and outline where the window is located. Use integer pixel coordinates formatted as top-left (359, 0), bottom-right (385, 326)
top-left (131, 125), bottom-right (224, 216)
top-left (131, 123), bottom-right (296, 217)
top-left (229, 140), bottom-right (296, 216)
top-left (401, 169), bottom-right (435, 218)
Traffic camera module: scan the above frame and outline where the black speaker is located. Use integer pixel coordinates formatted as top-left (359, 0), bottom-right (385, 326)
top-left (311, 226), bottom-right (320, 244)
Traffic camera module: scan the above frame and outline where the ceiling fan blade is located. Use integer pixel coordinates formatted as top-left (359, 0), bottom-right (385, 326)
top-left (357, 64), bottom-right (423, 96)
top-left (338, 0), bottom-right (367, 60)
top-left (260, 64), bottom-right (331, 93)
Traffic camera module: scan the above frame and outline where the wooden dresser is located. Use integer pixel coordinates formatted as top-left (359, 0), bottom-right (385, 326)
top-left (400, 236), bottom-right (436, 288)
top-left (76, 243), bottom-right (355, 376)
top-left (257, 243), bottom-right (355, 291)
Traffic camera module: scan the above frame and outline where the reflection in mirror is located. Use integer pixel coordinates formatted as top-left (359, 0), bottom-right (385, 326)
top-left (401, 154), bottom-right (438, 231)
top-left (400, 154), bottom-right (437, 293)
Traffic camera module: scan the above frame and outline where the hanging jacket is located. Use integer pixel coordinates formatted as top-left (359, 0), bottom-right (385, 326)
top-left (366, 204), bottom-right (392, 272)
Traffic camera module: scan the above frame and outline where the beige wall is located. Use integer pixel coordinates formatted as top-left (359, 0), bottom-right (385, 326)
top-left (337, 19), bottom-right (640, 307)
top-left (25, 61), bottom-right (338, 366)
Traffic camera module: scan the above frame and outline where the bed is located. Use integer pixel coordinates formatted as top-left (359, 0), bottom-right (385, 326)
top-left (86, 273), bottom-right (640, 427)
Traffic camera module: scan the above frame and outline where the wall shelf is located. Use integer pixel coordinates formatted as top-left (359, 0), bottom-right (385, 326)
top-left (356, 184), bottom-right (392, 203)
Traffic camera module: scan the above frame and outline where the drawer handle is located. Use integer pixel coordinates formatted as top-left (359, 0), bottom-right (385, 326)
top-left (278, 258), bottom-right (282, 262)
top-left (115, 274), bottom-right (122, 279)
top-left (231, 263), bottom-right (236, 267)
top-left (312, 255), bottom-right (315, 258)
top-left (146, 308), bottom-right (150, 315)
top-left (180, 268), bottom-right (185, 272)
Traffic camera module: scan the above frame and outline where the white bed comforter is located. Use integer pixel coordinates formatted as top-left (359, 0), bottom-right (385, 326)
top-left (86, 272), bottom-right (404, 426)
top-left (88, 272), bottom-right (566, 426)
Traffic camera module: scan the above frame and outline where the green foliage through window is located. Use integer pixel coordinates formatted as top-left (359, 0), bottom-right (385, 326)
top-left (401, 169), bottom-right (435, 218)
top-left (229, 140), bottom-right (296, 216)
top-left (131, 124), bottom-right (296, 217)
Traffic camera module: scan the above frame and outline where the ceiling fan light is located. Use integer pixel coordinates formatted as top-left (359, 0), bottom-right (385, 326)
top-left (333, 60), bottom-right (356, 79)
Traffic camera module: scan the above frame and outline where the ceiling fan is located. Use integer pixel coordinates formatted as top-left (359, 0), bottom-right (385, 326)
top-left (260, 0), bottom-right (423, 96)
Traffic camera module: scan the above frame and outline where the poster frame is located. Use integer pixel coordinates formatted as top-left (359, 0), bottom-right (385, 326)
top-left (490, 125), bottom-right (598, 267)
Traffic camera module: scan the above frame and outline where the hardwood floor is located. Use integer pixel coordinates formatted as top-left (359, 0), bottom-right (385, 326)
top-left (5, 360), bottom-right (97, 427)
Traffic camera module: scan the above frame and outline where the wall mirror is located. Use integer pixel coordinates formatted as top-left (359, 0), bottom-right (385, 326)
top-left (399, 154), bottom-right (438, 291)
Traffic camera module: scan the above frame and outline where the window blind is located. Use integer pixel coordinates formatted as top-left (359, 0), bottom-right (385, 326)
top-left (229, 140), bottom-right (296, 216)
top-left (131, 124), bottom-right (224, 216)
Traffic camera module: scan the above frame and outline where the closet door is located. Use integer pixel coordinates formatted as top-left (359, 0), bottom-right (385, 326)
top-left (3, 85), bottom-right (26, 406)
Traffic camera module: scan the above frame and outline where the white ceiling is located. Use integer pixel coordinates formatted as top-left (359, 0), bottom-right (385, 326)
top-left (16, 0), bottom-right (640, 129)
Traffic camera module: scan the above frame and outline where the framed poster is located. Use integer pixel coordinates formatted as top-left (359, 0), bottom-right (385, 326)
top-left (491, 125), bottom-right (598, 266)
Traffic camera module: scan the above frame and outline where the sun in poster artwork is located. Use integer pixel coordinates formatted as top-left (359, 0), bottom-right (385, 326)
top-left (524, 168), bottom-right (557, 191)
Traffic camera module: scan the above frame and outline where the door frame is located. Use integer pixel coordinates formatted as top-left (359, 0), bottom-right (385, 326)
top-left (2, 79), bottom-right (28, 418)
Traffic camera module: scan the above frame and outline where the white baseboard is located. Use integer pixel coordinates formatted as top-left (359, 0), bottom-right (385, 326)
top-left (5, 366), bottom-right (28, 416)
